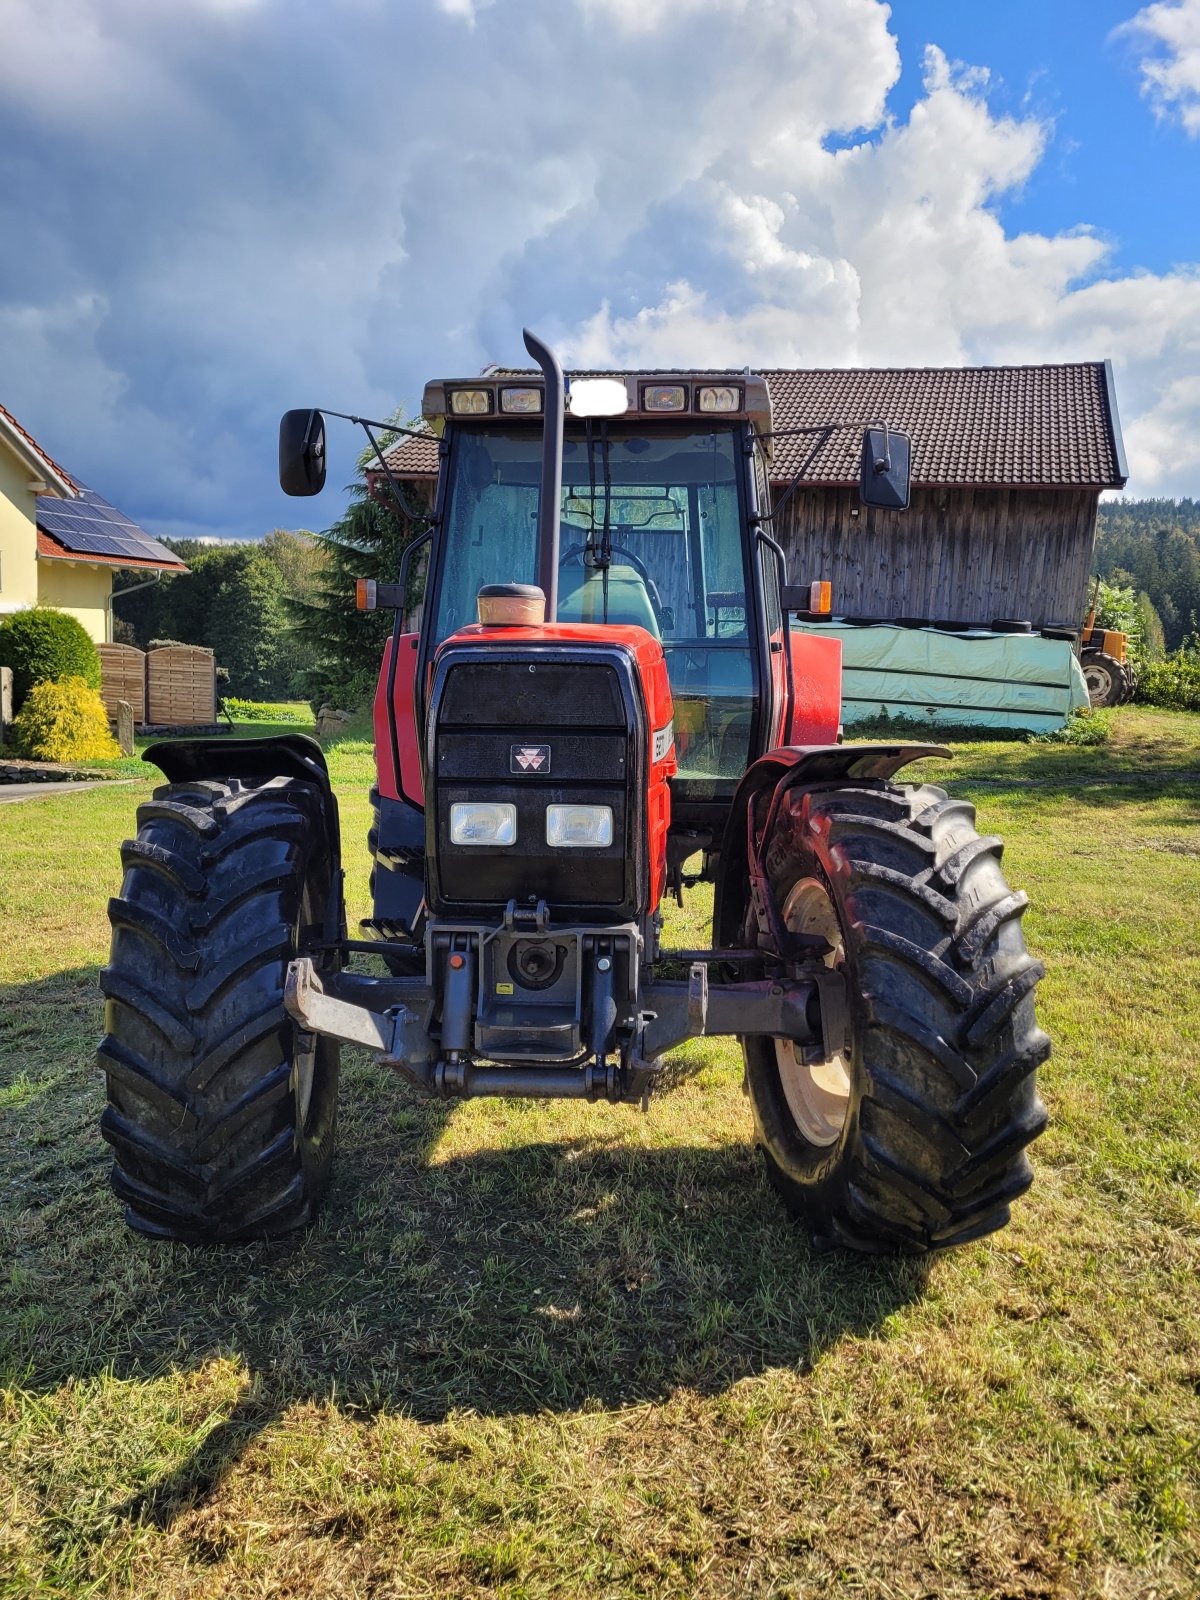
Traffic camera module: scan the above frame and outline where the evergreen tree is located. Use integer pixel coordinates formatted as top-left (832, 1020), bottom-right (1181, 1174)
top-left (1094, 499), bottom-right (1200, 650)
top-left (206, 548), bottom-right (291, 697)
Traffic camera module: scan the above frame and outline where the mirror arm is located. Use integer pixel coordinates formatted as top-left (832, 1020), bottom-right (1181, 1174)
top-left (356, 420), bottom-right (422, 525)
top-left (304, 407), bottom-right (433, 520)
top-left (757, 421), bottom-right (843, 441)
top-left (867, 418), bottom-right (892, 475)
top-left (322, 409), bottom-right (434, 446)
top-left (751, 424), bottom-right (836, 529)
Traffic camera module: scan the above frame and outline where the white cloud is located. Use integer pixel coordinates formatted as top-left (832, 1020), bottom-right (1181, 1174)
top-left (1120, 0), bottom-right (1200, 135)
top-left (0, 0), bottom-right (1197, 534)
top-left (559, 42), bottom-right (1200, 493)
top-left (436, 0), bottom-right (487, 22)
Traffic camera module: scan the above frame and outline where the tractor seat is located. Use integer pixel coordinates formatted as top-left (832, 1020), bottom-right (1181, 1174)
top-left (557, 564), bottom-right (661, 639)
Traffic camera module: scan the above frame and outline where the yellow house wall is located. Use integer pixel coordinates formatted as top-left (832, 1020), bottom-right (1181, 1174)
top-left (36, 559), bottom-right (112, 642)
top-left (0, 438), bottom-right (41, 619)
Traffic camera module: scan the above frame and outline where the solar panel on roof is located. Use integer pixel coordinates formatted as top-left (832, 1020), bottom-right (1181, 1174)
top-left (36, 479), bottom-right (181, 565)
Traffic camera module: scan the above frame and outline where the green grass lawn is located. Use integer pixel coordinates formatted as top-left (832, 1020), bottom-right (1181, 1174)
top-left (1, 706), bottom-right (1198, 1598)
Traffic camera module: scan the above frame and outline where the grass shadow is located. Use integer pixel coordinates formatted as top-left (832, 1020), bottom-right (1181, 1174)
top-left (2, 965), bottom-right (928, 1532)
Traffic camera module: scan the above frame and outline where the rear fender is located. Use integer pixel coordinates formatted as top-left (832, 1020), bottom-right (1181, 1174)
top-left (711, 741), bottom-right (950, 948)
top-left (143, 733), bottom-right (342, 887)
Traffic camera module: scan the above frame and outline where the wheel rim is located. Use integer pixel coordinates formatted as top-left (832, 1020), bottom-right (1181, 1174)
top-left (1084, 663), bottom-right (1113, 703)
top-left (774, 877), bottom-right (851, 1147)
top-left (293, 884), bottom-right (320, 1137)
top-left (293, 1033), bottom-right (318, 1130)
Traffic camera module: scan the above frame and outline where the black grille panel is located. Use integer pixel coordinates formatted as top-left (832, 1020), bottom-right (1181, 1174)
top-left (427, 644), bottom-right (646, 919)
top-left (439, 661), bottom-right (626, 727)
top-left (436, 731), bottom-right (626, 783)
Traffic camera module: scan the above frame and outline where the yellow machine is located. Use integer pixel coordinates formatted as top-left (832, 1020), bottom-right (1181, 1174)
top-left (1080, 586), bottom-right (1134, 707)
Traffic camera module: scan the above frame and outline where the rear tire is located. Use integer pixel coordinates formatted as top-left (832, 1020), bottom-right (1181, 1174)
top-left (1081, 650), bottom-right (1132, 707)
top-left (99, 776), bottom-right (340, 1242)
top-left (741, 780), bottom-right (1048, 1254)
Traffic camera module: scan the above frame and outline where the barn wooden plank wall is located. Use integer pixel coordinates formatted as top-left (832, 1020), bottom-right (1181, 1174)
top-left (774, 486), bottom-right (1099, 630)
top-left (97, 643), bottom-right (147, 726)
top-left (147, 646), bottom-right (216, 726)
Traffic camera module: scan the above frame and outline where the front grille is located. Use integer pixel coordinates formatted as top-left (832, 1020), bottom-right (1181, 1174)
top-left (438, 660), bottom-right (626, 728)
top-left (427, 645), bottom-right (645, 919)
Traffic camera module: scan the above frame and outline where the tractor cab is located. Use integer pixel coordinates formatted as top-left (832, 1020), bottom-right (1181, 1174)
top-left (418, 375), bottom-right (780, 801)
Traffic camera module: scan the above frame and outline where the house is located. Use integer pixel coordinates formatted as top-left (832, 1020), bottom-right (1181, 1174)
top-left (0, 402), bottom-right (186, 643)
top-left (380, 360), bottom-right (1127, 635)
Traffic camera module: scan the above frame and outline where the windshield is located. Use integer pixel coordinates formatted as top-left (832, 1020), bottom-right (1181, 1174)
top-left (429, 424), bottom-right (756, 789)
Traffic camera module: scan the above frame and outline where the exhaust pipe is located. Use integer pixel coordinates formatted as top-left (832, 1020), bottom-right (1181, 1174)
top-left (522, 327), bottom-right (564, 622)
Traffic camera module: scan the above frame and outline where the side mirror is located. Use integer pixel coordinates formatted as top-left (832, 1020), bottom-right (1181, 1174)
top-left (859, 425), bottom-right (911, 511)
top-left (279, 408), bottom-right (327, 496)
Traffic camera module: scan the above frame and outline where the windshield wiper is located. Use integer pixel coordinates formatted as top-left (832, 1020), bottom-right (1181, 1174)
top-left (583, 419), bottom-right (614, 623)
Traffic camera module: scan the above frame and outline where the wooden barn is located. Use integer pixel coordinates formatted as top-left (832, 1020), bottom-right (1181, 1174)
top-left (382, 359), bottom-right (1127, 637)
top-left (758, 362), bottom-right (1127, 634)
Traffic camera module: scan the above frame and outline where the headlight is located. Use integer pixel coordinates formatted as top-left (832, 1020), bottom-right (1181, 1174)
top-left (499, 386), bottom-right (542, 413)
top-left (545, 804), bottom-right (613, 848)
top-left (449, 802), bottom-right (517, 846)
top-left (697, 384), bottom-right (741, 412)
top-left (449, 388), bottom-right (493, 415)
top-left (641, 383), bottom-right (687, 411)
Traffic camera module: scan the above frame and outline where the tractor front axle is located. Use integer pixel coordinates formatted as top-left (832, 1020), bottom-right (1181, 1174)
top-left (283, 953), bottom-right (832, 1106)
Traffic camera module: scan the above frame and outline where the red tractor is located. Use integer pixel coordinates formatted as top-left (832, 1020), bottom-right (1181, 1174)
top-left (99, 332), bottom-right (1048, 1255)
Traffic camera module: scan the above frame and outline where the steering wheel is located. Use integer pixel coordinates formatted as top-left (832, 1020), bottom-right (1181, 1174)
top-left (559, 540), bottom-right (667, 625)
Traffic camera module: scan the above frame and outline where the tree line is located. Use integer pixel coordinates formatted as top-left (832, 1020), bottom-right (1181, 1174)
top-left (1094, 498), bottom-right (1200, 652)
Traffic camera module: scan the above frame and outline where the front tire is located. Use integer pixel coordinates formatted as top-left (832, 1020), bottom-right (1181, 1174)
top-left (1081, 649), bottom-right (1132, 707)
top-left (99, 776), bottom-right (340, 1242)
top-left (742, 780), bottom-right (1049, 1254)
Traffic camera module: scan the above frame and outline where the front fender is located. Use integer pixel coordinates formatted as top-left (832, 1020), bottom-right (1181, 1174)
top-left (711, 741), bottom-right (950, 948)
top-left (143, 733), bottom-right (342, 868)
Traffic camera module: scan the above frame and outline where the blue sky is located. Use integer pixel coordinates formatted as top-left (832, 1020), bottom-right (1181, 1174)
top-left (889, 0), bottom-right (1199, 274)
top-left (0, 0), bottom-right (1197, 543)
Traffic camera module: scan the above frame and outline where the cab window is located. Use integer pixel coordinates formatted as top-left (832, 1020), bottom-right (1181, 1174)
top-left (430, 423), bottom-right (757, 790)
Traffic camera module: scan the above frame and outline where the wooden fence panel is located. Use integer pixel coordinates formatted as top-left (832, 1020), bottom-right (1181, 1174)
top-left (98, 643), bottom-right (147, 726)
top-left (147, 646), bottom-right (216, 726)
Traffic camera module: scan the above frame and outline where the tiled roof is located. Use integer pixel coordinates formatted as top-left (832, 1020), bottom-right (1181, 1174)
top-left (0, 401), bottom-right (77, 493)
top-left (384, 433), bottom-right (439, 478)
top-left (759, 364), bottom-right (1123, 488)
top-left (381, 361), bottom-right (1125, 489)
top-left (36, 527), bottom-right (188, 571)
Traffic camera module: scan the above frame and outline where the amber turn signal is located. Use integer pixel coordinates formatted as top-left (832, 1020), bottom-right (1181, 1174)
top-left (809, 579), bottom-right (832, 615)
top-left (356, 578), bottom-right (376, 611)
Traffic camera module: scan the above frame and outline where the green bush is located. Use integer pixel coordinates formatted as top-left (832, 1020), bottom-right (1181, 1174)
top-left (0, 608), bottom-right (101, 709)
top-left (299, 664), bottom-right (382, 717)
top-left (12, 676), bottom-right (120, 762)
top-left (221, 697), bottom-right (311, 724)
top-left (1027, 709), bottom-right (1111, 746)
top-left (1135, 641), bottom-right (1200, 712)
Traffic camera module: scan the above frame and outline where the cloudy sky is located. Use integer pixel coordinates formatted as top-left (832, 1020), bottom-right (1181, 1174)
top-left (1, 0), bottom-right (1198, 541)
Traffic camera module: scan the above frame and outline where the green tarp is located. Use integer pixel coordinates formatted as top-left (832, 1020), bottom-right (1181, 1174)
top-left (794, 622), bottom-right (1090, 733)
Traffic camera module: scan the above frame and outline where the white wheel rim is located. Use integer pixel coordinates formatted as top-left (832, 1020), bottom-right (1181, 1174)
top-left (1084, 663), bottom-right (1113, 702)
top-left (293, 884), bottom-right (318, 1134)
top-left (774, 877), bottom-right (851, 1147)
top-left (293, 1035), bottom-right (317, 1130)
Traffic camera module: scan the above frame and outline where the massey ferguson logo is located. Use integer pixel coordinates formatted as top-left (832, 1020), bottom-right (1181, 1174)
top-left (511, 744), bottom-right (551, 773)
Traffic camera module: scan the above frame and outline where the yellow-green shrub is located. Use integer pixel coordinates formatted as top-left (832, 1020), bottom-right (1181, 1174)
top-left (12, 676), bottom-right (121, 762)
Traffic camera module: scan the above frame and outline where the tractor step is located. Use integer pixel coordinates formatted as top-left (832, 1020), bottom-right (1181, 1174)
top-left (359, 916), bottom-right (418, 942)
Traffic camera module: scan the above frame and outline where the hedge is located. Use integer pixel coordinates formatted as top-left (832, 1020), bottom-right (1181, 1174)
top-left (0, 607), bottom-right (101, 710)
